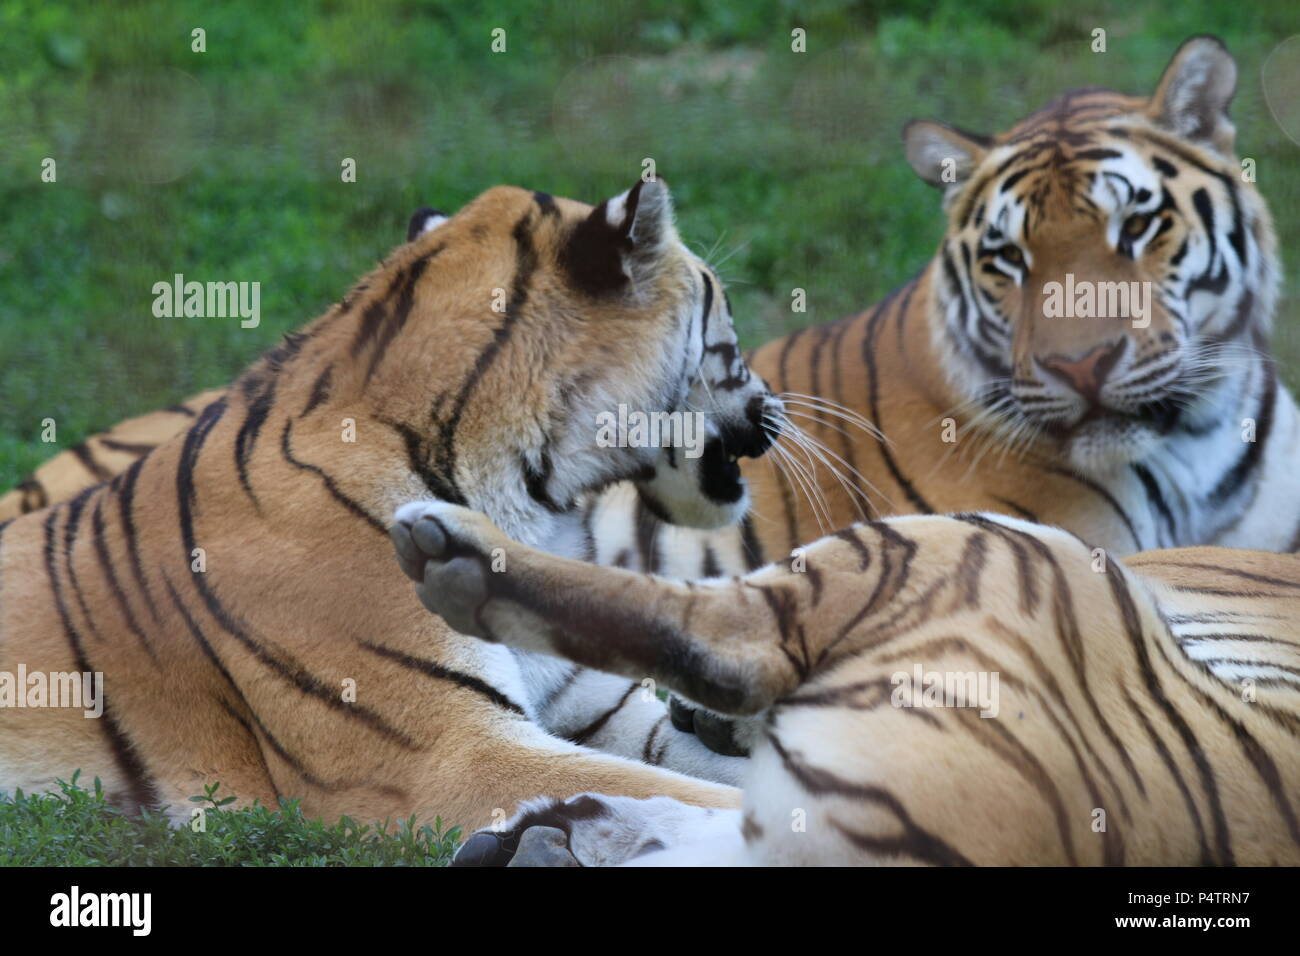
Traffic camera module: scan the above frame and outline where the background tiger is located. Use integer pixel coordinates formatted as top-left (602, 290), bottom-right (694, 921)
top-left (6, 36), bottom-right (1295, 761)
top-left (0, 180), bottom-right (784, 828)
top-left (395, 499), bottom-right (1300, 866)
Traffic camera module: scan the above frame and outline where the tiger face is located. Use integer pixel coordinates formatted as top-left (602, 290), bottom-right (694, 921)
top-left (360, 180), bottom-right (778, 545)
top-left (905, 37), bottom-right (1277, 473)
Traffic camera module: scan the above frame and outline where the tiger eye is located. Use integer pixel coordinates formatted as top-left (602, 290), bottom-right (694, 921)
top-left (999, 245), bottom-right (1024, 265)
top-left (1124, 214), bottom-right (1151, 238)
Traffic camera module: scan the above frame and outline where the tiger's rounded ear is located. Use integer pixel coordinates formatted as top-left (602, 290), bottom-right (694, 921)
top-left (1148, 35), bottom-right (1237, 155)
top-left (903, 120), bottom-right (990, 195)
top-left (407, 207), bottom-right (448, 242)
top-left (562, 179), bottom-right (678, 295)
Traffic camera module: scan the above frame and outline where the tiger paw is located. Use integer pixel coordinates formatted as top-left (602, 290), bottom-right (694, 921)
top-left (668, 694), bottom-right (758, 757)
top-left (390, 500), bottom-right (505, 640)
top-left (451, 793), bottom-right (727, 867)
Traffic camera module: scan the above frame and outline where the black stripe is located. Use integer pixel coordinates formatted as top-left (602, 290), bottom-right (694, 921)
top-left (300, 365), bottom-right (333, 417)
top-left (1210, 353), bottom-right (1275, 505)
top-left (233, 378), bottom-right (276, 507)
top-left (280, 419), bottom-right (387, 533)
top-left (697, 268), bottom-right (714, 333)
top-left (1104, 561), bottom-right (1234, 863)
top-left (1122, 687), bottom-right (1210, 864)
top-left (162, 570), bottom-right (349, 801)
top-left (700, 543), bottom-right (722, 578)
top-left (768, 733), bottom-right (973, 866)
top-left (364, 249), bottom-right (439, 384)
top-left (532, 191), bottom-right (558, 216)
top-left (358, 639), bottom-right (525, 714)
top-left (863, 276), bottom-right (934, 513)
top-left (91, 497), bottom-right (157, 661)
top-left (434, 211), bottom-right (537, 499)
top-left (116, 458), bottom-right (161, 623)
top-left (634, 496), bottom-right (661, 573)
top-left (739, 514), bottom-right (765, 571)
top-left (568, 682), bottom-right (638, 745)
top-left (43, 508), bottom-right (159, 810)
top-left (382, 418), bottom-right (466, 506)
top-left (17, 477), bottom-right (48, 512)
top-left (70, 441), bottom-right (111, 481)
top-left (60, 486), bottom-right (105, 642)
top-left (1073, 147), bottom-right (1124, 162)
top-left (642, 714), bottom-right (669, 765)
top-left (776, 327), bottom-right (807, 396)
top-left (522, 444), bottom-right (562, 513)
top-left (1132, 463), bottom-right (1176, 541)
top-left (991, 496), bottom-right (1038, 522)
top-left (98, 439), bottom-right (156, 456)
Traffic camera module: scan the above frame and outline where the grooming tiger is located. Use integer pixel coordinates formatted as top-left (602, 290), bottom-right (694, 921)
top-left (393, 498), bottom-right (1300, 866)
top-left (0, 180), bottom-right (786, 825)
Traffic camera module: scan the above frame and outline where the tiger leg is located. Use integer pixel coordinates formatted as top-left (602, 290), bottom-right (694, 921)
top-left (391, 500), bottom-right (800, 719)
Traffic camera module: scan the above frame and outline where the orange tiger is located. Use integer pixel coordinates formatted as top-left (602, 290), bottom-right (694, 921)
top-left (0, 181), bottom-right (782, 827)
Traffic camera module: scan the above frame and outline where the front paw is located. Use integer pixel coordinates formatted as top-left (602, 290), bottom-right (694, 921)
top-left (390, 501), bottom-right (503, 639)
top-left (452, 793), bottom-right (721, 867)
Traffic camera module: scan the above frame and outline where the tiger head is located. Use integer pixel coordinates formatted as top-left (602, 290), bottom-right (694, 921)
top-left (339, 180), bottom-right (778, 544)
top-left (903, 36), bottom-right (1278, 473)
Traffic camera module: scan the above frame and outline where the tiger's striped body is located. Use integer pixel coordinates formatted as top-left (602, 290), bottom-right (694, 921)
top-left (0, 181), bottom-right (784, 826)
top-left (402, 500), bottom-right (1300, 866)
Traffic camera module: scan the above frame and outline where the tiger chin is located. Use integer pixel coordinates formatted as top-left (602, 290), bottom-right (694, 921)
top-left (0, 178), bottom-right (784, 827)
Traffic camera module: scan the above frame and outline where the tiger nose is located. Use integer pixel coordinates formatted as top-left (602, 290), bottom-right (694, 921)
top-left (1038, 340), bottom-right (1126, 402)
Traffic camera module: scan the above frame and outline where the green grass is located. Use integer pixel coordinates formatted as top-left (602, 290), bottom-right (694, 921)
top-left (2, 0), bottom-right (1298, 484)
top-left (1, 0), bottom-right (1298, 863)
top-left (0, 773), bottom-right (460, 865)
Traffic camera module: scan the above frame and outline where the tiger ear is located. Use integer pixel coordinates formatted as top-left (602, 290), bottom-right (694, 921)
top-left (407, 207), bottom-right (448, 242)
top-left (1148, 36), bottom-right (1237, 155)
top-left (903, 121), bottom-right (990, 196)
top-left (562, 178), bottom-right (678, 295)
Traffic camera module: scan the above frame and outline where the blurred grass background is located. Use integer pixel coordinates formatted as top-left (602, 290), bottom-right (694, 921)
top-left (2, 0), bottom-right (1298, 488)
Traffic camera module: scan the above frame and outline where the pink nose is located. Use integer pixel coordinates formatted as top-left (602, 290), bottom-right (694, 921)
top-left (1039, 340), bottom-right (1125, 402)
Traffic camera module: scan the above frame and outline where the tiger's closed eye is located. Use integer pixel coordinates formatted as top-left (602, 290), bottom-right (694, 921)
top-left (1123, 214), bottom-right (1151, 238)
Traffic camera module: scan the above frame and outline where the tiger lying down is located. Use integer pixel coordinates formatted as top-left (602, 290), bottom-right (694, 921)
top-left (394, 500), bottom-right (1300, 866)
top-left (0, 179), bottom-right (783, 825)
